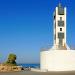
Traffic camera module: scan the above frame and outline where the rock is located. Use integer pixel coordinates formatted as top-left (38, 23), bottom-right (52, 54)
top-left (0, 64), bottom-right (23, 72)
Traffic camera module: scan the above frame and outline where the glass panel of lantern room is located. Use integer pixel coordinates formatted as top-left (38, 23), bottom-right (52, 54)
top-left (58, 7), bottom-right (64, 15)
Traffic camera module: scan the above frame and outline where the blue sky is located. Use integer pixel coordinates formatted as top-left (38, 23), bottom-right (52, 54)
top-left (0, 0), bottom-right (75, 63)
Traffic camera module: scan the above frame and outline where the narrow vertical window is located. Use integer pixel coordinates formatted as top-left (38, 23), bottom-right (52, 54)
top-left (60, 28), bottom-right (62, 31)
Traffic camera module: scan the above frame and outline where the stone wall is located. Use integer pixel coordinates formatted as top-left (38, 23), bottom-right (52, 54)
top-left (0, 64), bottom-right (22, 72)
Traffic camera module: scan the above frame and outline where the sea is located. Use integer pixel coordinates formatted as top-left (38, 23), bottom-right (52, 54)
top-left (18, 63), bottom-right (40, 68)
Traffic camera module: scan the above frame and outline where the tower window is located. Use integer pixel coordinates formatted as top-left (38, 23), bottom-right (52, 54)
top-left (58, 7), bottom-right (64, 15)
top-left (58, 33), bottom-right (64, 39)
top-left (60, 17), bottom-right (62, 21)
top-left (54, 15), bottom-right (55, 19)
top-left (58, 21), bottom-right (64, 26)
top-left (60, 28), bottom-right (62, 31)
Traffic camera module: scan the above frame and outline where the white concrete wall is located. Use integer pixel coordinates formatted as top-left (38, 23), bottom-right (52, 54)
top-left (40, 50), bottom-right (75, 71)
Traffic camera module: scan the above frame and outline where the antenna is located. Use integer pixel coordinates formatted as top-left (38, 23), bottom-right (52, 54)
top-left (58, 0), bottom-right (62, 7)
top-left (58, 2), bottom-right (62, 7)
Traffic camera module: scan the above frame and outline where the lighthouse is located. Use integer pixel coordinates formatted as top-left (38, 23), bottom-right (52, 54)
top-left (52, 3), bottom-right (70, 50)
top-left (40, 3), bottom-right (75, 71)
top-left (54, 3), bottom-right (66, 49)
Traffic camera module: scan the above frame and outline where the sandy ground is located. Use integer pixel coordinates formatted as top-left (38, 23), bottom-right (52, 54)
top-left (0, 71), bottom-right (75, 75)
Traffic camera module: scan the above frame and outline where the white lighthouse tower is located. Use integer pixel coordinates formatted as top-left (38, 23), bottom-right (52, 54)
top-left (53, 3), bottom-right (70, 50)
top-left (54, 3), bottom-right (66, 49)
top-left (40, 3), bottom-right (75, 71)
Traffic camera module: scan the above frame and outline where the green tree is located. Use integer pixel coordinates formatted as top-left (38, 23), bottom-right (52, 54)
top-left (6, 53), bottom-right (17, 66)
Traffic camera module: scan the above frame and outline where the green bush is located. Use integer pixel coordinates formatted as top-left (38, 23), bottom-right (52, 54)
top-left (5, 53), bottom-right (17, 66)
